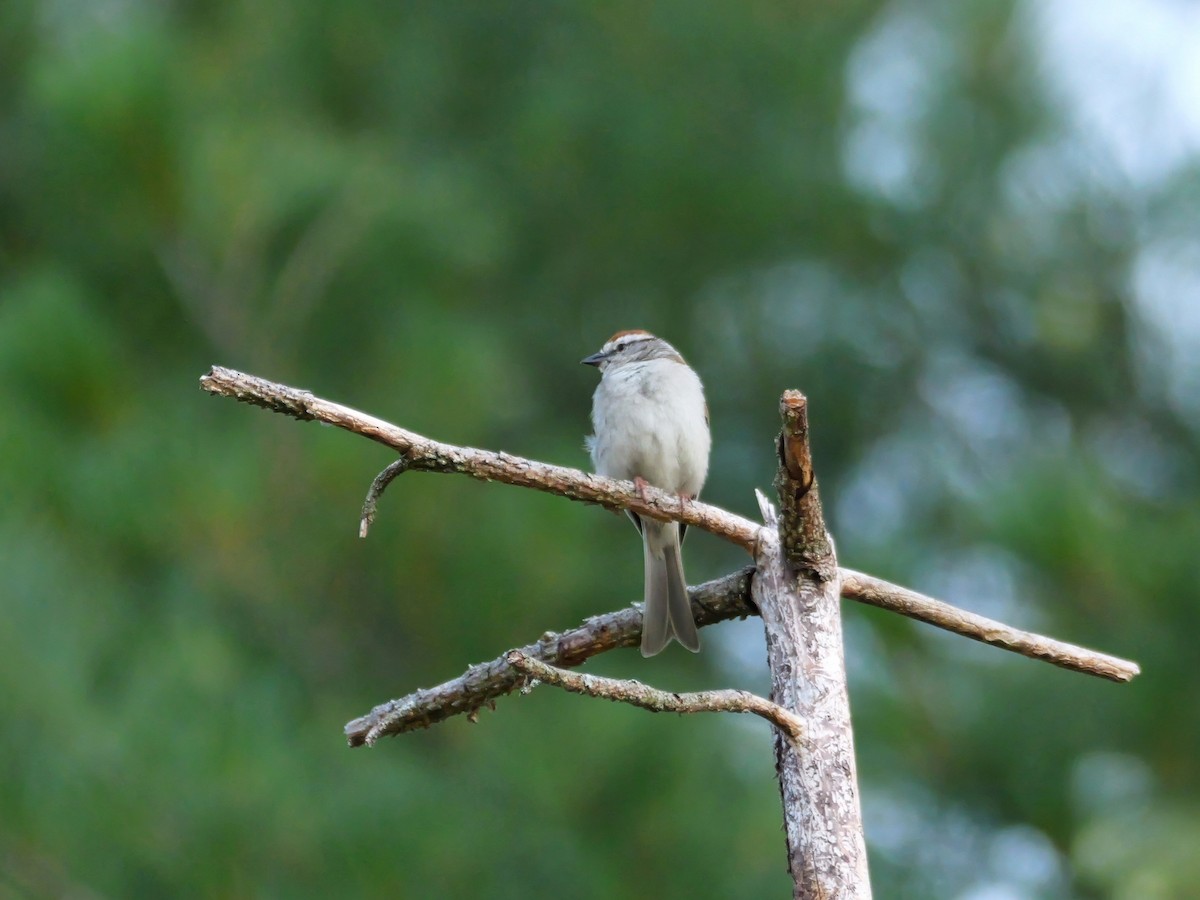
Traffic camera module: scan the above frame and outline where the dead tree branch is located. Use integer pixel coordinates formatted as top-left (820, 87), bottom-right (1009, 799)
top-left (342, 567), bottom-right (1140, 746)
top-left (201, 365), bottom-right (1142, 900)
top-left (505, 650), bottom-right (803, 741)
top-left (199, 366), bottom-right (1139, 688)
top-left (840, 570), bottom-right (1138, 681)
top-left (343, 569), bottom-right (756, 746)
top-left (199, 366), bottom-right (760, 552)
top-left (360, 458), bottom-right (410, 537)
top-left (762, 391), bottom-right (870, 897)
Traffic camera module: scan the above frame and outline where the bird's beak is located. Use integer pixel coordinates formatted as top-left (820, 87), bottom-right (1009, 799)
top-left (580, 350), bottom-right (607, 367)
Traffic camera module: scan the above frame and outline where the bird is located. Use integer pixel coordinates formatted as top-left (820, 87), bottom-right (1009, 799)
top-left (582, 330), bottom-right (711, 656)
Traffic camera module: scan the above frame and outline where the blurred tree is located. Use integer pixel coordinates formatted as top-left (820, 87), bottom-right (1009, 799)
top-left (1, 0), bottom-right (1196, 897)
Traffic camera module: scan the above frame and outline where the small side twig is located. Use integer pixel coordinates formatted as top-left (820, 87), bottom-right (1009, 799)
top-left (505, 650), bottom-right (803, 742)
top-left (360, 458), bottom-right (411, 537)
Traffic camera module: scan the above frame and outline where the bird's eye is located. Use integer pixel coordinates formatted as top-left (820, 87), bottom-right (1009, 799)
top-left (616, 342), bottom-right (626, 352)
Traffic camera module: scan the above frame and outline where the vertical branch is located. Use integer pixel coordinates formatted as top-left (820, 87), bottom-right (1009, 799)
top-left (776, 391), bottom-right (837, 581)
top-left (757, 391), bottom-right (871, 898)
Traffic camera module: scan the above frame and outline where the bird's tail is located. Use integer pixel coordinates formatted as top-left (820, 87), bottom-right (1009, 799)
top-left (641, 521), bottom-right (701, 657)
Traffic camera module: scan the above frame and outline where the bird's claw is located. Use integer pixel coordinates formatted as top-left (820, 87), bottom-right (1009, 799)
top-left (634, 476), bottom-right (651, 501)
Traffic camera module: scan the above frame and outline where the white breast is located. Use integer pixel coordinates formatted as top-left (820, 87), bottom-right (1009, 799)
top-left (588, 359), bottom-right (710, 497)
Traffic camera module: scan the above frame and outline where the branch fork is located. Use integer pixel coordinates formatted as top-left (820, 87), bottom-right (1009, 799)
top-left (199, 366), bottom-right (1138, 696)
top-left (505, 650), bottom-right (803, 742)
top-left (201, 365), bottom-right (1142, 900)
top-left (199, 366), bottom-right (1140, 716)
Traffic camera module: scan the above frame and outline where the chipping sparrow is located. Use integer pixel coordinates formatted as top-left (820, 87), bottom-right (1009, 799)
top-left (583, 330), bottom-right (711, 656)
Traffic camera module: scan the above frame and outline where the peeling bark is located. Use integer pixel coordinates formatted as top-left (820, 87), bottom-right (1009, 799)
top-left (756, 392), bottom-right (871, 898)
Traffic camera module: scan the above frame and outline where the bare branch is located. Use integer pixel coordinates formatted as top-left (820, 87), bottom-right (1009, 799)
top-left (200, 366), bottom-right (761, 552)
top-left (343, 568), bottom-right (756, 746)
top-left (840, 570), bottom-right (1141, 682)
top-left (203, 365), bottom-right (1141, 899)
top-left (505, 650), bottom-right (803, 741)
top-left (764, 395), bottom-right (871, 897)
top-left (200, 367), bottom-right (1141, 701)
top-left (342, 565), bottom-right (1139, 745)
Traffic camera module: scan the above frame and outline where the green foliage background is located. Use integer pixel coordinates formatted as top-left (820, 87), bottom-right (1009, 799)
top-left (2, 1), bottom-right (1197, 897)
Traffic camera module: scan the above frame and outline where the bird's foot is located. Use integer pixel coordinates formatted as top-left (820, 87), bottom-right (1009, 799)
top-left (634, 476), bottom-right (651, 501)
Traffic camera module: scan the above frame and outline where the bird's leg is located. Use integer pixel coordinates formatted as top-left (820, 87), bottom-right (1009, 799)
top-left (678, 491), bottom-right (693, 517)
top-left (634, 476), bottom-right (651, 501)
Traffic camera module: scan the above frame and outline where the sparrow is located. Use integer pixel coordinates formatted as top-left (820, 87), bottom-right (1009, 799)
top-left (583, 330), bottom-right (711, 656)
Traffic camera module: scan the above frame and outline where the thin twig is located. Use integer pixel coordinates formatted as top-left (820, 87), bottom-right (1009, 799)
top-left (343, 569), bottom-right (757, 746)
top-left (840, 570), bottom-right (1141, 682)
top-left (505, 650), bottom-right (803, 741)
top-left (360, 458), bottom-right (411, 537)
